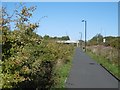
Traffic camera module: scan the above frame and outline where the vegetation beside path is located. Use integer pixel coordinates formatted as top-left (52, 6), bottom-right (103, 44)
top-left (87, 45), bottom-right (119, 79)
top-left (1, 4), bottom-right (74, 89)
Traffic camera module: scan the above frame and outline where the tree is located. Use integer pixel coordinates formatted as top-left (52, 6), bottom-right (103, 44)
top-left (1, 4), bottom-right (41, 88)
top-left (1, 3), bottom-right (74, 89)
top-left (88, 33), bottom-right (103, 45)
top-left (43, 35), bottom-right (50, 40)
top-left (61, 36), bottom-right (70, 40)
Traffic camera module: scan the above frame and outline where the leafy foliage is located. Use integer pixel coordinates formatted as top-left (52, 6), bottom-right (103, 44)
top-left (88, 33), bottom-right (103, 45)
top-left (1, 4), bottom-right (74, 89)
top-left (88, 34), bottom-right (120, 49)
top-left (87, 34), bottom-right (120, 79)
top-left (43, 35), bottom-right (70, 40)
top-left (104, 36), bottom-right (120, 49)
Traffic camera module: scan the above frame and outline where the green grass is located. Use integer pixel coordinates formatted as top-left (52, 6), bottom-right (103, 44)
top-left (52, 46), bottom-right (75, 88)
top-left (52, 51), bottom-right (74, 88)
top-left (87, 50), bottom-right (119, 79)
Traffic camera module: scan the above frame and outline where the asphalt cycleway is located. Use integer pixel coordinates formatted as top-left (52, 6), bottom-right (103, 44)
top-left (65, 47), bottom-right (119, 88)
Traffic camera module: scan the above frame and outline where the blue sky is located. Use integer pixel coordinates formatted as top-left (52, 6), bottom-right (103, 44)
top-left (3, 2), bottom-right (118, 41)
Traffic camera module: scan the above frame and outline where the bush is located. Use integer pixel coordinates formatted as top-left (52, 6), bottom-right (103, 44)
top-left (1, 4), bottom-right (74, 89)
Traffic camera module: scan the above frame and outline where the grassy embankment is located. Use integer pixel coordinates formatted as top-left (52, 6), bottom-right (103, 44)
top-left (53, 55), bottom-right (73, 88)
top-left (52, 44), bottom-right (75, 88)
top-left (87, 46), bottom-right (119, 79)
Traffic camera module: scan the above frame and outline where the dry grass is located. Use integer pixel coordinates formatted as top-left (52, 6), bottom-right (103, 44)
top-left (87, 45), bottom-right (118, 65)
top-left (87, 45), bottom-right (119, 79)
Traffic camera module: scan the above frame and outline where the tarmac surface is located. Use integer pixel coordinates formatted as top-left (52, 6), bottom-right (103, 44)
top-left (65, 47), bottom-right (119, 88)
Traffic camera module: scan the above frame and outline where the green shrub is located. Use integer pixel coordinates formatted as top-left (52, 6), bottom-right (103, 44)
top-left (1, 4), bottom-right (74, 89)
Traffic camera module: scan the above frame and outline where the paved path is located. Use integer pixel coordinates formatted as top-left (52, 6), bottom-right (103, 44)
top-left (66, 47), bottom-right (119, 88)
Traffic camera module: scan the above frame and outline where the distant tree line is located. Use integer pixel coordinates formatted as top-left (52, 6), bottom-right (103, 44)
top-left (87, 33), bottom-right (120, 49)
top-left (43, 35), bottom-right (70, 40)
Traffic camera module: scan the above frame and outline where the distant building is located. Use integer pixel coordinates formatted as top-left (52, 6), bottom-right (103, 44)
top-left (56, 40), bottom-right (79, 47)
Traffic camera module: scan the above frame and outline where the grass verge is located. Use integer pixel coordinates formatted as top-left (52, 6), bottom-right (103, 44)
top-left (87, 50), bottom-right (119, 79)
top-left (52, 48), bottom-right (74, 88)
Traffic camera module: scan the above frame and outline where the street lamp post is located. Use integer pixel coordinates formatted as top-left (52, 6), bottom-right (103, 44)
top-left (82, 20), bottom-right (87, 52)
top-left (79, 32), bottom-right (82, 48)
